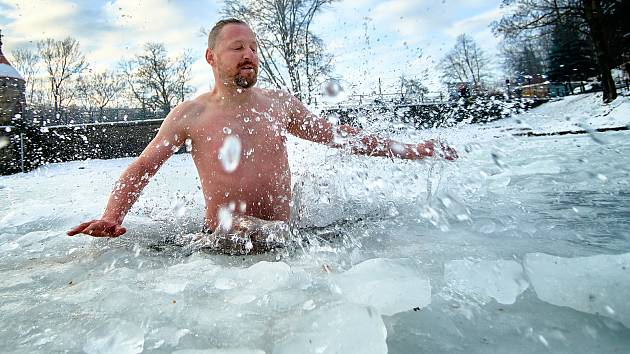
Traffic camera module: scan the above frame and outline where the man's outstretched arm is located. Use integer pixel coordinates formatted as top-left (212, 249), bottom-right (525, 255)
top-left (67, 103), bottom-right (191, 237)
top-left (285, 95), bottom-right (457, 160)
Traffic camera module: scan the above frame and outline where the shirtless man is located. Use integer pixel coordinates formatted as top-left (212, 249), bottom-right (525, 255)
top-left (67, 18), bottom-right (456, 245)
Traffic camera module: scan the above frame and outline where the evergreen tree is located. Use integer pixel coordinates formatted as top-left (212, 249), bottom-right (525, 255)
top-left (546, 19), bottom-right (598, 91)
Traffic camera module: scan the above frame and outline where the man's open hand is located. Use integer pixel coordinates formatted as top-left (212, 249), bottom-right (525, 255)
top-left (67, 219), bottom-right (126, 237)
top-left (415, 140), bottom-right (458, 160)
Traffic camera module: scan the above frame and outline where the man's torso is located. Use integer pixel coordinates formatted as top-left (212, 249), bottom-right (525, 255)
top-left (181, 89), bottom-right (294, 229)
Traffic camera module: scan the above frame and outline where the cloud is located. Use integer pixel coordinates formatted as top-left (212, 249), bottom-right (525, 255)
top-left (0, 0), bottom-right (219, 95)
top-left (445, 6), bottom-right (506, 38)
top-left (0, 0), bottom-right (112, 45)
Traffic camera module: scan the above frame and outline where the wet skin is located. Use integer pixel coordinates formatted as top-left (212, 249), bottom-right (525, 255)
top-left (67, 23), bottom-right (456, 238)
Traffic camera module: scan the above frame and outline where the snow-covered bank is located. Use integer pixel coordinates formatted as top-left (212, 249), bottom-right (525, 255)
top-left (489, 92), bottom-right (629, 136)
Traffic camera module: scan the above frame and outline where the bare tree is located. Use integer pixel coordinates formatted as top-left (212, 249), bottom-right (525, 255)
top-left (120, 43), bottom-right (194, 115)
top-left (118, 58), bottom-right (151, 112)
top-left (9, 48), bottom-right (42, 104)
top-left (75, 70), bottom-right (124, 119)
top-left (440, 34), bottom-right (490, 89)
top-left (400, 76), bottom-right (429, 101)
top-left (223, 0), bottom-right (336, 103)
top-left (37, 37), bottom-right (87, 112)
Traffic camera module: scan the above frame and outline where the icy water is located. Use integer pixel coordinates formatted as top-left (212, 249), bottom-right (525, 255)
top-left (1, 121), bottom-right (630, 353)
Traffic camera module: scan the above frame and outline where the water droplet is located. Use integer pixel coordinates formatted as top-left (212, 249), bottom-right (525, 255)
top-left (218, 135), bottom-right (242, 173)
top-left (217, 206), bottom-right (233, 231)
top-left (323, 79), bottom-right (343, 97)
top-left (185, 138), bottom-right (192, 152)
top-left (388, 204), bottom-right (399, 217)
top-left (172, 199), bottom-right (186, 218)
top-left (578, 123), bottom-right (607, 144)
top-left (0, 137), bottom-right (9, 149)
top-left (389, 142), bottom-right (406, 155)
top-left (223, 127), bottom-right (232, 134)
top-left (302, 299), bottom-right (316, 311)
top-left (491, 152), bottom-right (507, 169)
top-left (326, 112), bottom-right (339, 125)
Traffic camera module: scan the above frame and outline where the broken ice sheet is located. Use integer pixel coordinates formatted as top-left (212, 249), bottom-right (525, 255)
top-left (331, 258), bottom-right (431, 316)
top-left (272, 302), bottom-right (387, 354)
top-left (83, 319), bottom-right (144, 354)
top-left (524, 252), bottom-right (630, 328)
top-left (444, 258), bottom-right (529, 305)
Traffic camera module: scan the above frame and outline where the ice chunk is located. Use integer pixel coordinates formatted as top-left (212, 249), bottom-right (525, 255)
top-left (331, 258), bottom-right (431, 316)
top-left (83, 319), bottom-right (144, 354)
top-left (0, 269), bottom-right (33, 289)
top-left (524, 252), bottom-right (630, 328)
top-left (444, 259), bottom-right (529, 305)
top-left (272, 303), bottom-right (387, 354)
top-left (146, 327), bottom-right (189, 349)
top-left (213, 261), bottom-right (291, 295)
top-left (238, 261), bottom-right (291, 291)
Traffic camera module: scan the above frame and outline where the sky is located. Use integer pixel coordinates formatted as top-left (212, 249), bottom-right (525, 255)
top-left (0, 0), bottom-right (509, 98)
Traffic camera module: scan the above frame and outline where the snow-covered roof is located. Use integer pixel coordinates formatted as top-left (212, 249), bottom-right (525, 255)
top-left (0, 63), bottom-right (24, 80)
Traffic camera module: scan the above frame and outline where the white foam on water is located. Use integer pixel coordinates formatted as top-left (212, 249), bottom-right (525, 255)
top-left (524, 252), bottom-right (630, 328)
top-left (444, 258), bottom-right (529, 305)
top-left (331, 258), bottom-right (431, 316)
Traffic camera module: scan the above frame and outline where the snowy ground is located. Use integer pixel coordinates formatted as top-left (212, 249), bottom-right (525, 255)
top-left (1, 92), bottom-right (629, 353)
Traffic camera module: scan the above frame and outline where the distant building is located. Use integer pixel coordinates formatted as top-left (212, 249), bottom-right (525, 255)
top-left (0, 30), bottom-right (26, 126)
top-left (1, 30), bottom-right (27, 175)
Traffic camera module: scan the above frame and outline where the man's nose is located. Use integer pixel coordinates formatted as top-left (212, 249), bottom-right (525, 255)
top-left (243, 47), bottom-right (256, 60)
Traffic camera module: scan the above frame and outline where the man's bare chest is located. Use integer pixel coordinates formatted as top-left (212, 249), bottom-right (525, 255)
top-left (187, 107), bottom-right (289, 159)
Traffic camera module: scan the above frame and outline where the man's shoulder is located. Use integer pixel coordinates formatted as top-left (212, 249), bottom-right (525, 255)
top-left (258, 87), bottom-right (293, 101)
top-left (170, 95), bottom-right (212, 119)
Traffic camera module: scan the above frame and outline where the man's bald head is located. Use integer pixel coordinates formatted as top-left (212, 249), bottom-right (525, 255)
top-left (207, 18), bottom-right (251, 49)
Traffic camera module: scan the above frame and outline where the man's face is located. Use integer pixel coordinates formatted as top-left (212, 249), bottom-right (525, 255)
top-left (210, 24), bottom-right (259, 89)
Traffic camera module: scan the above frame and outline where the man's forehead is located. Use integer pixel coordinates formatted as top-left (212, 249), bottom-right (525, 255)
top-left (218, 24), bottom-right (256, 44)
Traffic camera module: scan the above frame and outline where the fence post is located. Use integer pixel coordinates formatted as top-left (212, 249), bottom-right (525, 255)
top-left (19, 132), bottom-right (25, 173)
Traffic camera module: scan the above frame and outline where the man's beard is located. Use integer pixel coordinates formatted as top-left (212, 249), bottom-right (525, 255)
top-left (234, 73), bottom-right (257, 89)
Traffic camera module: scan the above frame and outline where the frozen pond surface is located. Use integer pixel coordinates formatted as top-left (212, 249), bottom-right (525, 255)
top-left (1, 94), bottom-right (630, 353)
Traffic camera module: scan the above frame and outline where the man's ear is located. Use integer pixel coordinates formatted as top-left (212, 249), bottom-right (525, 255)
top-left (205, 48), bottom-right (215, 66)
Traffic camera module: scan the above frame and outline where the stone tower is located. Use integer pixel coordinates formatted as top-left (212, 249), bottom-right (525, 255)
top-left (1, 30), bottom-right (27, 175)
top-left (0, 29), bottom-right (26, 126)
